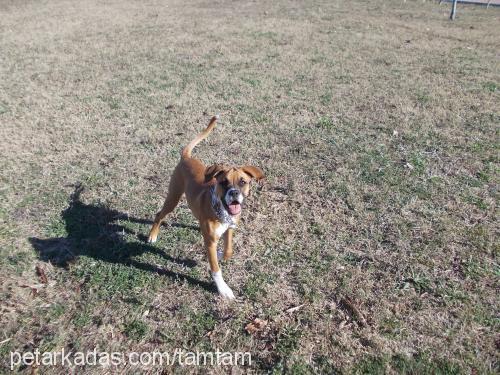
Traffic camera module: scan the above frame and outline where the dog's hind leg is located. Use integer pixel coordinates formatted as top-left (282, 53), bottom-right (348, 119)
top-left (148, 167), bottom-right (184, 243)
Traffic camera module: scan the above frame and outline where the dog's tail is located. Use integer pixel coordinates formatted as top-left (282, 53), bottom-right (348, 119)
top-left (181, 115), bottom-right (219, 159)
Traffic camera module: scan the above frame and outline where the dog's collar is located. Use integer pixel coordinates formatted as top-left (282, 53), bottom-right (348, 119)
top-left (209, 186), bottom-right (237, 228)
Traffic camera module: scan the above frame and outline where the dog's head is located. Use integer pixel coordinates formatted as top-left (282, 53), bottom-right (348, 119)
top-left (205, 164), bottom-right (264, 216)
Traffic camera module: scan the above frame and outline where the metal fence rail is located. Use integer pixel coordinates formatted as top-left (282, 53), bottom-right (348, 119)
top-left (439, 0), bottom-right (499, 20)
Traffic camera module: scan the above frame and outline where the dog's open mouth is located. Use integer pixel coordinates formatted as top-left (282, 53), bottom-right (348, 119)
top-left (227, 201), bottom-right (241, 216)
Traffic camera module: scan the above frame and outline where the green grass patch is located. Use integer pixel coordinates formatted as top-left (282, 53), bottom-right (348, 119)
top-left (124, 319), bottom-right (149, 340)
top-left (317, 116), bottom-right (334, 129)
top-left (0, 101), bottom-right (8, 115)
top-left (483, 82), bottom-right (498, 92)
top-left (320, 92), bottom-right (332, 106)
top-left (276, 325), bottom-right (302, 359)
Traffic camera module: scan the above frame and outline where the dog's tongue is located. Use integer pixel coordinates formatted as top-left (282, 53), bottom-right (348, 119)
top-left (228, 202), bottom-right (241, 215)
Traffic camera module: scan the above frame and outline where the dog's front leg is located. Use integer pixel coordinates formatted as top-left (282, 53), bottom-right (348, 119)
top-left (223, 228), bottom-right (233, 261)
top-left (203, 229), bottom-right (235, 300)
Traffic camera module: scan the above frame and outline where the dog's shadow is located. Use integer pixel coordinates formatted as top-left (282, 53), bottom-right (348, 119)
top-left (29, 184), bottom-right (215, 292)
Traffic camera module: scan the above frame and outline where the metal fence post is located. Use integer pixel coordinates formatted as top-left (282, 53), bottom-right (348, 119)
top-left (450, 0), bottom-right (458, 19)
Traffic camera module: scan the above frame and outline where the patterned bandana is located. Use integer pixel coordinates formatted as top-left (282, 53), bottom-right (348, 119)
top-left (209, 185), bottom-right (237, 228)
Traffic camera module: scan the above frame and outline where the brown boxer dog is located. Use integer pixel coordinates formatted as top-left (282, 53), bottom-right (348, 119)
top-left (147, 116), bottom-right (264, 299)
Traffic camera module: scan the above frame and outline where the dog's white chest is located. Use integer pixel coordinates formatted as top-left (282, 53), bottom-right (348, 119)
top-left (214, 222), bottom-right (230, 237)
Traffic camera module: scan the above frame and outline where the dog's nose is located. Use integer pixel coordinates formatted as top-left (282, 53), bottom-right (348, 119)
top-left (228, 189), bottom-right (239, 198)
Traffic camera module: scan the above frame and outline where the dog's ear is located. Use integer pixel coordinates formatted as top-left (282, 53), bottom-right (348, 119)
top-left (205, 164), bottom-right (226, 182)
top-left (241, 166), bottom-right (265, 181)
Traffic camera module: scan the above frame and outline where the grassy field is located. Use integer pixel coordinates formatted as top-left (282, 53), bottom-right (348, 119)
top-left (0, 0), bottom-right (498, 373)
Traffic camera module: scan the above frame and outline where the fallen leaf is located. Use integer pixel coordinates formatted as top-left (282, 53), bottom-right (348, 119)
top-left (35, 265), bottom-right (48, 284)
top-left (245, 318), bottom-right (268, 335)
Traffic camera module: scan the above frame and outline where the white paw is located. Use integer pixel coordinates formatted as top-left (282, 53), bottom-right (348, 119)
top-left (218, 283), bottom-right (235, 300)
top-left (212, 270), bottom-right (235, 300)
top-left (147, 236), bottom-right (157, 244)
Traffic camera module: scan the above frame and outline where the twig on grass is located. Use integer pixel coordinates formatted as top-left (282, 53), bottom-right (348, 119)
top-left (339, 296), bottom-right (367, 327)
top-left (285, 304), bottom-right (305, 314)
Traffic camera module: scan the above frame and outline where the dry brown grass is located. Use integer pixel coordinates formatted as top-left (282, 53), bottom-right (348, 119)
top-left (0, 0), bottom-right (498, 373)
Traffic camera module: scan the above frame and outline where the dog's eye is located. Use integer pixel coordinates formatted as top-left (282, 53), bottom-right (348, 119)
top-left (239, 179), bottom-right (247, 186)
top-left (220, 179), bottom-right (229, 186)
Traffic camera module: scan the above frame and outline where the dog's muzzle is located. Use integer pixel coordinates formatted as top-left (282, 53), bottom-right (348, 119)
top-left (224, 188), bottom-right (243, 215)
